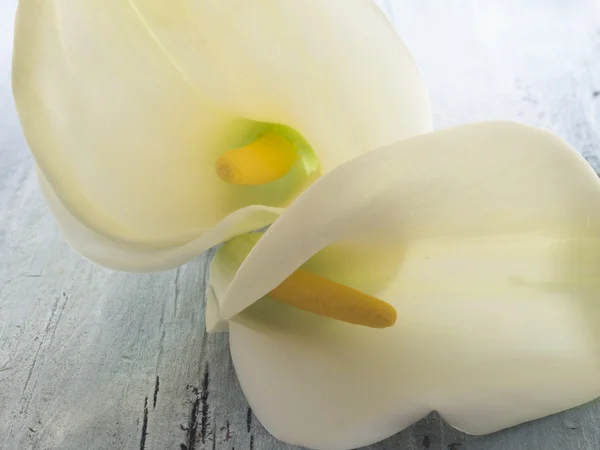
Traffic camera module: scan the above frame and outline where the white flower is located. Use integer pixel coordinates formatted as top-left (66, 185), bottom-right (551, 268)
top-left (15, 3), bottom-right (600, 450)
top-left (12, 0), bottom-right (430, 271)
top-left (209, 122), bottom-right (600, 450)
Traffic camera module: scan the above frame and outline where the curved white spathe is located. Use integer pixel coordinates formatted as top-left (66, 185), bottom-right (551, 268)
top-left (207, 122), bottom-right (600, 449)
top-left (38, 168), bottom-right (281, 272)
top-left (12, 0), bottom-right (431, 271)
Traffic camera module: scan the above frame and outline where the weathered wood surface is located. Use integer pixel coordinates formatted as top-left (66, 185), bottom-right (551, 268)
top-left (1, 0), bottom-right (600, 449)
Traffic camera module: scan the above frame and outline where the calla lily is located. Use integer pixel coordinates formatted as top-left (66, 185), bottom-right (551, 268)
top-left (208, 122), bottom-right (600, 450)
top-left (12, 0), bottom-right (430, 272)
top-left (14, 2), bottom-right (600, 450)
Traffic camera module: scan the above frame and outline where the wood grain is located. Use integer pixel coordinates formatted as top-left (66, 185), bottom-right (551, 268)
top-left (1, 0), bottom-right (600, 449)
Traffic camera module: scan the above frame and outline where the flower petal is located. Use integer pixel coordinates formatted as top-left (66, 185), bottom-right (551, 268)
top-left (217, 121), bottom-right (600, 317)
top-left (230, 237), bottom-right (600, 448)
top-left (119, 0), bottom-right (432, 169)
top-left (212, 122), bottom-right (600, 448)
top-left (13, 0), bottom-right (243, 248)
top-left (38, 169), bottom-right (280, 272)
top-left (206, 285), bottom-right (229, 333)
top-left (230, 300), bottom-right (430, 450)
top-left (13, 0), bottom-right (430, 270)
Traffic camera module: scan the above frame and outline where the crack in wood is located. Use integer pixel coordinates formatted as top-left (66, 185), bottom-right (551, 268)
top-left (155, 268), bottom-right (182, 378)
top-left (19, 293), bottom-right (68, 416)
top-left (422, 435), bottom-right (430, 448)
top-left (182, 366), bottom-right (209, 450)
top-left (225, 420), bottom-right (232, 441)
top-left (246, 408), bottom-right (252, 433)
top-left (153, 376), bottom-right (160, 409)
top-left (173, 266), bottom-right (181, 318)
top-left (200, 366), bottom-right (210, 444)
top-left (250, 435), bottom-right (254, 450)
top-left (139, 397), bottom-right (149, 450)
top-left (20, 343), bottom-right (42, 403)
top-left (154, 311), bottom-right (167, 374)
top-left (184, 387), bottom-right (200, 450)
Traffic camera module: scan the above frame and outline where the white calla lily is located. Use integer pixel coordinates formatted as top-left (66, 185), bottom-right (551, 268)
top-left (209, 122), bottom-right (600, 450)
top-left (15, 2), bottom-right (599, 449)
top-left (12, 0), bottom-right (430, 271)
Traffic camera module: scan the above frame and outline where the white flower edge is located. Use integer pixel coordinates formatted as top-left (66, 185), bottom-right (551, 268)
top-left (209, 121), bottom-right (600, 449)
top-left (13, 0), bottom-right (431, 271)
top-left (38, 167), bottom-right (281, 272)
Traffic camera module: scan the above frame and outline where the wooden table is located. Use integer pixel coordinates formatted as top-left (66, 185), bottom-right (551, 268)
top-left (1, 1), bottom-right (599, 449)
